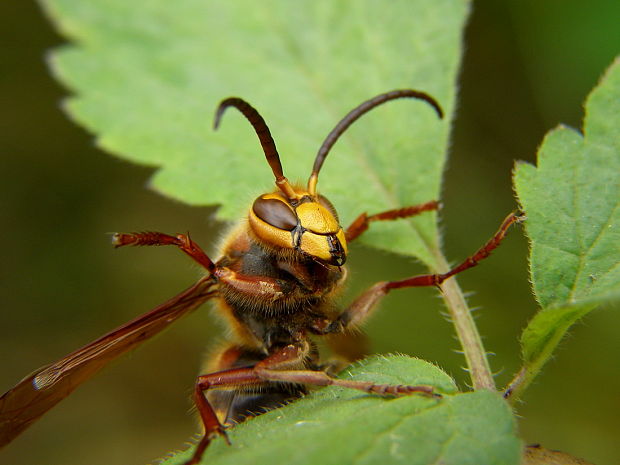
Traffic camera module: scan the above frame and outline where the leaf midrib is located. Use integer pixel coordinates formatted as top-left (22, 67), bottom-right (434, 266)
top-left (566, 135), bottom-right (619, 305)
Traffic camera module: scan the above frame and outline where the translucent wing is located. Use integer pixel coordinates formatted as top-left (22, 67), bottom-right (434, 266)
top-left (0, 276), bottom-right (217, 447)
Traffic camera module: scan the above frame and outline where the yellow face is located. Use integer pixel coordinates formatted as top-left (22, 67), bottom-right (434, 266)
top-left (248, 190), bottom-right (348, 266)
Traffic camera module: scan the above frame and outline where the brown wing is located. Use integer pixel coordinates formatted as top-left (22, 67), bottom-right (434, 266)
top-left (0, 275), bottom-right (217, 447)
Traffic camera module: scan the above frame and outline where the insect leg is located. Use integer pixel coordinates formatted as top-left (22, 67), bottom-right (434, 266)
top-left (187, 342), bottom-right (311, 464)
top-left (256, 368), bottom-right (436, 397)
top-left (214, 266), bottom-right (326, 300)
top-left (332, 211), bottom-right (525, 329)
top-left (253, 343), bottom-right (437, 402)
top-left (387, 211), bottom-right (525, 288)
top-left (112, 231), bottom-right (215, 272)
top-left (187, 368), bottom-right (260, 465)
top-left (187, 342), bottom-right (436, 464)
top-left (345, 200), bottom-right (439, 242)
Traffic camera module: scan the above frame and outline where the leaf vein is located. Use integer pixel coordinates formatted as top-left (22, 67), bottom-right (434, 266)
top-left (569, 188), bottom-right (620, 302)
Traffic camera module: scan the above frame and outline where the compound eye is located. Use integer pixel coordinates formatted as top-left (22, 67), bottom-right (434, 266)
top-left (317, 195), bottom-right (339, 222)
top-left (252, 197), bottom-right (298, 231)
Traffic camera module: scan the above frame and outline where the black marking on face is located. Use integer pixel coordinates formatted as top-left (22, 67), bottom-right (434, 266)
top-left (327, 234), bottom-right (346, 266)
top-left (291, 225), bottom-right (305, 249)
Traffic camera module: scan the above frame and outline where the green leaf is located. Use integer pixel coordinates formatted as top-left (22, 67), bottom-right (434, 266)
top-left (511, 57), bottom-right (620, 398)
top-left (162, 356), bottom-right (521, 465)
top-left (41, 0), bottom-right (469, 267)
top-left (39, 3), bottom-right (515, 461)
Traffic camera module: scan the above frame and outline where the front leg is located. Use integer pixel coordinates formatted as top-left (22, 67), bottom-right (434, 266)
top-left (324, 211), bottom-right (525, 332)
top-left (214, 267), bottom-right (321, 302)
top-left (113, 232), bottom-right (311, 304)
top-left (112, 231), bottom-right (216, 273)
top-left (345, 200), bottom-right (439, 242)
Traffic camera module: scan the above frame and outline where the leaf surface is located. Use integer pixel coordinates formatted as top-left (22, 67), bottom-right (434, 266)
top-left (36, 3), bottom-right (521, 463)
top-left (512, 57), bottom-right (620, 396)
top-left (42, 0), bottom-right (469, 266)
top-left (164, 356), bottom-right (521, 465)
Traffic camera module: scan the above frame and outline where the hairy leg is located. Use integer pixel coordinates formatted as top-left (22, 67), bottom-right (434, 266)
top-left (345, 200), bottom-right (439, 242)
top-left (186, 341), bottom-right (436, 464)
top-left (327, 212), bottom-right (525, 331)
top-left (112, 231), bottom-right (216, 272)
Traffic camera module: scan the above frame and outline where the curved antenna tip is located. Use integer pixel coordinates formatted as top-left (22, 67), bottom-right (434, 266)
top-left (308, 89), bottom-right (444, 191)
top-left (210, 97), bottom-right (299, 200)
top-left (213, 99), bottom-right (232, 131)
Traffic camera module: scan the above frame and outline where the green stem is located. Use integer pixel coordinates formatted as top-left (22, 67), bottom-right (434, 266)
top-left (433, 251), bottom-right (496, 391)
top-left (504, 366), bottom-right (528, 402)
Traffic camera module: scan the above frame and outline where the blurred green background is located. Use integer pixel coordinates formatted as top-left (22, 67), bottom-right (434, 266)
top-left (1, 1), bottom-right (618, 464)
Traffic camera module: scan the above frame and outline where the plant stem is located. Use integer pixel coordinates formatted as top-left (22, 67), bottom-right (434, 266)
top-left (504, 366), bottom-right (527, 402)
top-left (433, 251), bottom-right (496, 391)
